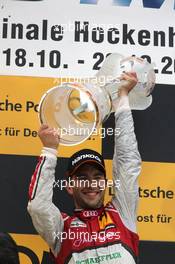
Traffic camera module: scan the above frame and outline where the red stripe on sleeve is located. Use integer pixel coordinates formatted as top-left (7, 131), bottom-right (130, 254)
top-left (28, 156), bottom-right (44, 201)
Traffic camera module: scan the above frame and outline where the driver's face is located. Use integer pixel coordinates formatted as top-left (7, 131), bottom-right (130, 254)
top-left (69, 163), bottom-right (106, 209)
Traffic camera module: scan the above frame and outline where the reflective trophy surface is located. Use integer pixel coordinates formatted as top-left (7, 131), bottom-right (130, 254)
top-left (39, 53), bottom-right (155, 146)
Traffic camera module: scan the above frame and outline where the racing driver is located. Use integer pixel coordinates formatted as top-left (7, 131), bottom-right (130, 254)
top-left (28, 71), bottom-right (142, 264)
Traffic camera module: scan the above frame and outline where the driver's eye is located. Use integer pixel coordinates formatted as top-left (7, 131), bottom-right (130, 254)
top-left (76, 175), bottom-right (87, 181)
top-left (94, 176), bottom-right (104, 180)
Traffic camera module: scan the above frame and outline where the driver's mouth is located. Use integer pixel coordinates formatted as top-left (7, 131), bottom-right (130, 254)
top-left (81, 190), bottom-right (101, 198)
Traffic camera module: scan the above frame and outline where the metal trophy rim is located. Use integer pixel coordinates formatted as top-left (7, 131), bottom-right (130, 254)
top-left (38, 83), bottom-right (100, 146)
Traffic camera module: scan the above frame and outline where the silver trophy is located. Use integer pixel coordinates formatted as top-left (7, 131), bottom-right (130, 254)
top-left (39, 53), bottom-right (155, 146)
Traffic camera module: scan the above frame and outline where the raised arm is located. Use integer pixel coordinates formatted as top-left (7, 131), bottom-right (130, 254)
top-left (27, 125), bottom-right (63, 256)
top-left (112, 72), bottom-right (142, 233)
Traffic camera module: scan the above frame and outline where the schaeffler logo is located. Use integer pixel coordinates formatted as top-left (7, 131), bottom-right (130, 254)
top-left (83, 210), bottom-right (98, 217)
top-left (80, 0), bottom-right (175, 10)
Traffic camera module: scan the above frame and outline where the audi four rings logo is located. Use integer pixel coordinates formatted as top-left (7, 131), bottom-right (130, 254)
top-left (83, 211), bottom-right (98, 217)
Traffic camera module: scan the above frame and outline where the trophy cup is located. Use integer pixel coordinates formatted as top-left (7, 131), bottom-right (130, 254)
top-left (39, 53), bottom-right (155, 146)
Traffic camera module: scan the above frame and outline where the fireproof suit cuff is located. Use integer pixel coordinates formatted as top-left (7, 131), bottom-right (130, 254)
top-left (41, 147), bottom-right (58, 158)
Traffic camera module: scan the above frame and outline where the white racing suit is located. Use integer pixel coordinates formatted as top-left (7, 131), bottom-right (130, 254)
top-left (28, 96), bottom-right (142, 264)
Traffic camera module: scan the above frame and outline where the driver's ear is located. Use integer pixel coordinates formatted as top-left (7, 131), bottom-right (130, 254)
top-left (65, 173), bottom-right (74, 196)
top-left (66, 185), bottom-right (74, 196)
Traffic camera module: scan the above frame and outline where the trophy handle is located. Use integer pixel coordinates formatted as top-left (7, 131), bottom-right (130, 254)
top-left (94, 53), bottom-right (155, 110)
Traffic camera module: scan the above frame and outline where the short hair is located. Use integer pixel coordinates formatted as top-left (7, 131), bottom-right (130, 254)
top-left (0, 232), bottom-right (20, 264)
